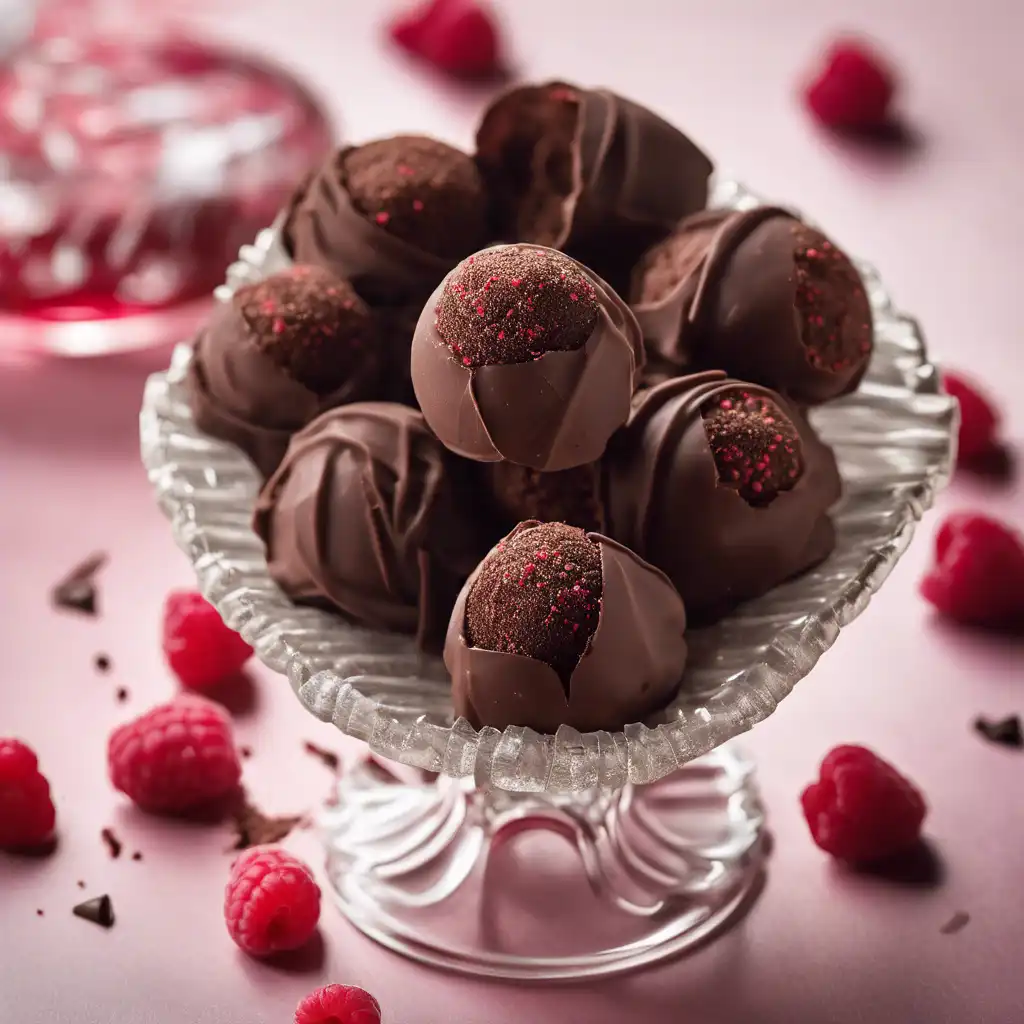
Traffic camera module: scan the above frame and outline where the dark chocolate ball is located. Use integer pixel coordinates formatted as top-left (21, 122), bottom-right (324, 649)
top-left (464, 522), bottom-right (603, 684)
top-left (342, 135), bottom-right (488, 261)
top-left (187, 265), bottom-right (384, 479)
top-left (630, 207), bottom-right (873, 405)
top-left (435, 244), bottom-right (600, 367)
top-left (236, 265), bottom-right (376, 394)
top-left (486, 460), bottom-right (605, 532)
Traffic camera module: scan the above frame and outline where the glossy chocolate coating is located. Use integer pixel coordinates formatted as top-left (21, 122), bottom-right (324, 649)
top-left (411, 244), bottom-right (644, 471)
top-left (604, 372), bottom-right (842, 620)
top-left (445, 523), bottom-right (688, 733)
top-left (187, 271), bottom-right (382, 479)
top-left (630, 207), bottom-right (874, 405)
top-left (475, 81), bottom-right (713, 287)
top-left (253, 403), bottom-right (489, 650)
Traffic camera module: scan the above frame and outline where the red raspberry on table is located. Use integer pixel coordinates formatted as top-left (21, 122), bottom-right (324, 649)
top-left (0, 739), bottom-right (56, 849)
top-left (163, 590), bottom-right (252, 690)
top-left (942, 371), bottom-right (1002, 464)
top-left (803, 39), bottom-right (896, 130)
top-left (920, 513), bottom-right (1024, 628)
top-left (802, 745), bottom-right (926, 864)
top-left (108, 695), bottom-right (242, 813)
top-left (295, 985), bottom-right (382, 1024)
top-left (225, 846), bottom-right (321, 956)
top-left (388, 0), bottom-right (501, 78)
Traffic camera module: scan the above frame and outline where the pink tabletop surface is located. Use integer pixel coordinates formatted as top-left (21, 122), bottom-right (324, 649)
top-left (3, 2), bottom-right (1024, 1021)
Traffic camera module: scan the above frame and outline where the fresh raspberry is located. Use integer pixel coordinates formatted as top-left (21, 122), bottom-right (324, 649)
top-left (108, 695), bottom-right (242, 813)
top-left (801, 745), bottom-right (926, 863)
top-left (389, 0), bottom-right (501, 78)
top-left (295, 985), bottom-right (382, 1024)
top-left (0, 739), bottom-right (56, 849)
top-left (942, 371), bottom-right (1002, 464)
top-left (803, 40), bottom-right (896, 130)
top-left (225, 846), bottom-right (321, 956)
top-left (163, 590), bottom-right (253, 690)
top-left (920, 513), bottom-right (1024, 628)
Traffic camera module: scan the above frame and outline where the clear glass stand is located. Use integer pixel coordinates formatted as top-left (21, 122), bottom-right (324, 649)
top-left (323, 745), bottom-right (765, 980)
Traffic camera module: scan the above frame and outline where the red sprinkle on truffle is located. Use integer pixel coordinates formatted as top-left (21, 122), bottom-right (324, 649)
top-left (465, 522), bottom-right (603, 685)
top-left (792, 226), bottom-right (872, 374)
top-left (436, 245), bottom-right (600, 367)
top-left (701, 389), bottom-right (804, 507)
top-left (235, 265), bottom-right (375, 394)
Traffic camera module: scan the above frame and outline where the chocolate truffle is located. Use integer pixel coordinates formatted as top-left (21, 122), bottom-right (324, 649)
top-left (445, 521), bottom-right (687, 733)
top-left (411, 243), bottom-right (644, 471)
top-left (286, 135), bottom-right (489, 307)
top-left (630, 207), bottom-right (874, 405)
top-left (253, 403), bottom-right (489, 650)
top-left (486, 461), bottom-right (606, 532)
top-left (475, 81), bottom-right (713, 287)
top-left (605, 371), bottom-right (841, 620)
top-left (188, 265), bottom-right (383, 478)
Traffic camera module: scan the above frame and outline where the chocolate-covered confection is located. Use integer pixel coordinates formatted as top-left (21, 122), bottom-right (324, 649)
top-left (630, 207), bottom-right (873, 405)
top-left (188, 265), bottom-right (383, 478)
top-left (285, 135), bottom-right (489, 307)
top-left (475, 81), bottom-right (712, 287)
top-left (445, 521), bottom-right (687, 733)
top-left (411, 243), bottom-right (644, 471)
top-left (605, 371), bottom-right (841, 620)
top-left (486, 461), bottom-right (605, 532)
top-left (253, 403), bottom-right (488, 650)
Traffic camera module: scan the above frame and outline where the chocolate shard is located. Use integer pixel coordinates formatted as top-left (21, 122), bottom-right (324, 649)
top-left (73, 895), bottom-right (115, 929)
top-left (940, 911), bottom-right (970, 935)
top-left (100, 827), bottom-right (122, 859)
top-left (973, 715), bottom-right (1023, 748)
top-left (51, 552), bottom-right (107, 616)
top-left (303, 741), bottom-right (340, 772)
top-left (230, 797), bottom-right (303, 851)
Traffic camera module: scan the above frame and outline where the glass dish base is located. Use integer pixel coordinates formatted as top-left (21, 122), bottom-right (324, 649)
top-left (323, 744), bottom-right (765, 980)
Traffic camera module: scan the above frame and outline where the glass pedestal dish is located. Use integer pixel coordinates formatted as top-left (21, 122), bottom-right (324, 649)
top-left (140, 180), bottom-right (957, 980)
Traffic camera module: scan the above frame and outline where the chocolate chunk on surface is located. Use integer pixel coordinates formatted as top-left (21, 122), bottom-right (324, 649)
top-left (73, 895), bottom-right (115, 929)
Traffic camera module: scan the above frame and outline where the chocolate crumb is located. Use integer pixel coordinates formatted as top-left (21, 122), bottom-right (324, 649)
top-left (230, 797), bottom-right (303, 851)
top-left (51, 552), bottom-right (107, 616)
top-left (76, 880), bottom-right (86, 889)
top-left (131, 851), bottom-right (143, 862)
top-left (940, 911), bottom-right (970, 935)
top-left (974, 715), bottom-right (1023, 749)
top-left (100, 827), bottom-right (122, 859)
top-left (94, 653), bottom-right (112, 672)
top-left (115, 687), bottom-right (129, 704)
top-left (303, 741), bottom-right (340, 772)
top-left (73, 895), bottom-right (115, 929)
top-left (240, 745), bottom-right (253, 760)
top-left (36, 909), bottom-right (44, 917)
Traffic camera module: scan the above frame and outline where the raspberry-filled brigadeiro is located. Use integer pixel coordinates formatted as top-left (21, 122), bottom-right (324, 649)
top-left (411, 243), bottom-right (643, 470)
top-left (188, 265), bottom-right (382, 478)
top-left (475, 81), bottom-right (713, 288)
top-left (286, 135), bottom-right (489, 307)
top-left (630, 207), bottom-right (873, 405)
top-left (445, 521), bottom-right (687, 733)
top-left (254, 402), bottom-right (490, 651)
top-left (605, 371), bottom-right (841, 621)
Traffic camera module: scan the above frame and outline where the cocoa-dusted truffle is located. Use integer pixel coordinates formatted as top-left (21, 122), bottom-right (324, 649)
top-left (486, 461), bottom-right (605, 533)
top-left (188, 265), bottom-right (383, 478)
top-left (286, 135), bottom-right (489, 307)
top-left (411, 243), bottom-right (644, 471)
top-left (253, 403), bottom-right (489, 650)
top-left (630, 207), bottom-right (874, 405)
top-left (475, 81), bottom-right (713, 287)
top-left (445, 522), bottom-right (687, 733)
top-left (605, 371), bottom-right (842, 621)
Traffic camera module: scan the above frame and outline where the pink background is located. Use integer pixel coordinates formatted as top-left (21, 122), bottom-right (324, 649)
top-left (3, 1), bottom-right (1024, 1021)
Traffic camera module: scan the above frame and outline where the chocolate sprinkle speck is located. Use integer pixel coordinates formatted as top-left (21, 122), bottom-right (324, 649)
top-left (940, 911), bottom-right (971, 935)
top-left (240, 745), bottom-right (253, 760)
top-left (115, 687), bottom-right (129, 704)
top-left (131, 851), bottom-right (143, 862)
top-left (230, 797), bottom-right (303, 851)
top-left (94, 653), bottom-right (111, 672)
top-left (76, 880), bottom-right (86, 889)
top-left (73, 895), bottom-right (115, 929)
top-left (303, 741), bottom-right (340, 771)
top-left (974, 715), bottom-right (1023, 748)
top-left (36, 909), bottom-right (44, 917)
top-left (51, 552), bottom-right (107, 616)
top-left (100, 828), bottom-right (122, 859)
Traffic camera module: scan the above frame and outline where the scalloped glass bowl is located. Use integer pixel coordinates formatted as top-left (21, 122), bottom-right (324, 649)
top-left (140, 179), bottom-right (957, 796)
